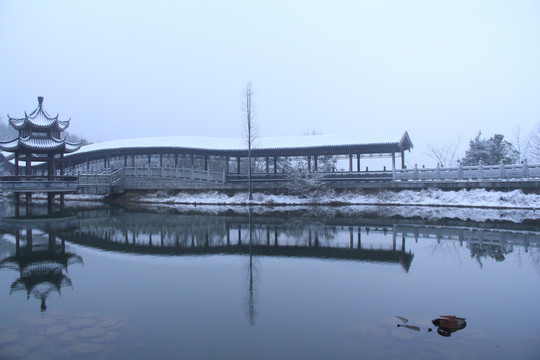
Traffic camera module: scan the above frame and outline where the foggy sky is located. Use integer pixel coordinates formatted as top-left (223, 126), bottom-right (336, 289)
top-left (1, 0), bottom-right (539, 167)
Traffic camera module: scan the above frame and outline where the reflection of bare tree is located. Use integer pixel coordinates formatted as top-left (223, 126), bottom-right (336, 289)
top-left (246, 207), bottom-right (257, 326)
top-left (429, 241), bottom-right (464, 266)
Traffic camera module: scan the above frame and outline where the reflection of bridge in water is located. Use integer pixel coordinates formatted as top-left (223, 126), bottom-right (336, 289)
top-left (64, 210), bottom-right (540, 272)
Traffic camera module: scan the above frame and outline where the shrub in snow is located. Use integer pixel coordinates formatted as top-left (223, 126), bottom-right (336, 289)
top-left (283, 169), bottom-right (335, 199)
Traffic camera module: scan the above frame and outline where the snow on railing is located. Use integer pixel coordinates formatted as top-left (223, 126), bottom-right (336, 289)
top-left (122, 166), bottom-right (225, 183)
top-left (73, 161), bottom-right (540, 187)
top-left (78, 169), bottom-right (124, 187)
top-left (394, 160), bottom-right (540, 181)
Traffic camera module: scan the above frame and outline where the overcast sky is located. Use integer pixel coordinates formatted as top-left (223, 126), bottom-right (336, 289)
top-left (1, 0), bottom-right (539, 166)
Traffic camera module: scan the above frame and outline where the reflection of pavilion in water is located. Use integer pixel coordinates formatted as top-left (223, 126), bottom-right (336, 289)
top-left (0, 215), bottom-right (82, 311)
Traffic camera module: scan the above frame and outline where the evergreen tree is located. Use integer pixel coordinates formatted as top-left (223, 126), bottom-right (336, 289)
top-left (459, 132), bottom-right (519, 165)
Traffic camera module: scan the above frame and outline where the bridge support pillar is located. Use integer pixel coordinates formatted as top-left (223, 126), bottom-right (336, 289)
top-left (25, 192), bottom-right (32, 216)
top-left (14, 193), bottom-right (20, 217)
top-left (47, 193), bottom-right (55, 214)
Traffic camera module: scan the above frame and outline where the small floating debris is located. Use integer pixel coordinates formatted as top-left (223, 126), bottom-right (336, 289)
top-left (432, 315), bottom-right (467, 337)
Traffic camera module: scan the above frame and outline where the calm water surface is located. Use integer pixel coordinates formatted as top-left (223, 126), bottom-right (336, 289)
top-left (0, 202), bottom-right (539, 359)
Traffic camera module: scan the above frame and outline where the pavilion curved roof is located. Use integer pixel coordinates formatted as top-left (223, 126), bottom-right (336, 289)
top-left (8, 97), bottom-right (71, 131)
top-left (0, 136), bottom-right (82, 153)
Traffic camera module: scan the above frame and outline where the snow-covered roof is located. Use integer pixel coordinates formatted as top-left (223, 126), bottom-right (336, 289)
top-left (8, 97), bottom-right (71, 131)
top-left (75, 131), bottom-right (412, 155)
top-left (0, 137), bottom-right (81, 153)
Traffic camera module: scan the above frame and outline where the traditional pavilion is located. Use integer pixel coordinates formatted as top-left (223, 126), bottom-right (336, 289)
top-left (0, 96), bottom-right (81, 177)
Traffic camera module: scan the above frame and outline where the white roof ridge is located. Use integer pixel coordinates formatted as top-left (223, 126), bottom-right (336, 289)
top-left (75, 132), bottom-right (408, 155)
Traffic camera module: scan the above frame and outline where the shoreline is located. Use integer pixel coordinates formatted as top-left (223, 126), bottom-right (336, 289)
top-left (2, 188), bottom-right (538, 211)
top-left (114, 188), bottom-right (540, 211)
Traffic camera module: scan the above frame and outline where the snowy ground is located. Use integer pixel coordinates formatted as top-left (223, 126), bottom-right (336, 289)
top-left (122, 188), bottom-right (540, 223)
top-left (136, 188), bottom-right (539, 209)
top-left (2, 189), bottom-right (539, 223)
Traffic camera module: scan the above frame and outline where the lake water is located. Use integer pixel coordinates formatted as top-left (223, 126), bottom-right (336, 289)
top-left (0, 200), bottom-right (539, 359)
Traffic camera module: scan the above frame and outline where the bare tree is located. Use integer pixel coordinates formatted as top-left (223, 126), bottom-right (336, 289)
top-left (424, 138), bottom-right (461, 167)
top-left (527, 124), bottom-right (540, 163)
top-left (242, 82), bottom-right (257, 201)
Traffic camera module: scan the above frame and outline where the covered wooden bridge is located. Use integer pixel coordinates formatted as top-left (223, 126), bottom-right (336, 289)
top-left (51, 132), bottom-right (413, 192)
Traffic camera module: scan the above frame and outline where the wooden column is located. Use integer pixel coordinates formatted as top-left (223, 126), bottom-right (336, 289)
top-left (391, 153), bottom-right (396, 170)
top-left (357, 154), bottom-right (360, 173)
top-left (274, 157), bottom-right (277, 174)
top-left (15, 153), bottom-right (19, 176)
top-left (175, 154), bottom-right (178, 168)
top-left (314, 155), bottom-right (318, 172)
top-left (25, 192), bottom-right (32, 215)
top-left (237, 157), bottom-right (241, 174)
top-left (204, 155), bottom-right (208, 171)
top-left (160, 153), bottom-right (163, 167)
top-left (401, 150), bottom-right (405, 169)
top-left (124, 155), bottom-right (128, 167)
top-left (349, 154), bottom-right (353, 172)
top-left (26, 154), bottom-right (32, 176)
top-left (307, 156), bottom-right (311, 172)
top-left (265, 157), bottom-right (269, 174)
top-left (225, 156), bottom-right (229, 174)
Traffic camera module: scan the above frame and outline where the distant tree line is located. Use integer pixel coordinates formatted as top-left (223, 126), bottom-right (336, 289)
top-left (427, 125), bottom-right (540, 167)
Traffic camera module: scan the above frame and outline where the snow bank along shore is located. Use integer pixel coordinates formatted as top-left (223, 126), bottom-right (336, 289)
top-left (134, 188), bottom-right (538, 209)
top-left (2, 189), bottom-right (539, 223)
top-left (2, 188), bottom-right (537, 210)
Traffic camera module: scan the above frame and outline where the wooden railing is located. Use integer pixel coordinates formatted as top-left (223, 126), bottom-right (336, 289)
top-left (0, 176), bottom-right (79, 192)
top-left (1, 175), bottom-right (78, 182)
